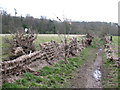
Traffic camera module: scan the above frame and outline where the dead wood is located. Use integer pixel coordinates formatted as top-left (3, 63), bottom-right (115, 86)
top-left (3, 30), bottom-right (37, 60)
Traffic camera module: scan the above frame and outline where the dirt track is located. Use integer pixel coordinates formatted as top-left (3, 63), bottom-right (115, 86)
top-left (69, 48), bottom-right (103, 88)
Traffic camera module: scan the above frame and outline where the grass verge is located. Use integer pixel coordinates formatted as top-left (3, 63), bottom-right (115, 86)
top-left (102, 53), bottom-right (119, 88)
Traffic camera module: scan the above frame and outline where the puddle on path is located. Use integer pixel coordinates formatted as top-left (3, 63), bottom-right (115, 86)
top-left (86, 48), bottom-right (103, 88)
top-left (93, 49), bottom-right (102, 82)
top-left (93, 68), bottom-right (101, 81)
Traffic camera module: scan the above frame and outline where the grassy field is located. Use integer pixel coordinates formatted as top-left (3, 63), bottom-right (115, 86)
top-left (112, 36), bottom-right (119, 46)
top-left (0, 35), bottom-right (118, 60)
top-left (1, 34), bottom-right (83, 48)
top-left (112, 36), bottom-right (119, 57)
top-left (34, 34), bottom-right (83, 50)
top-left (0, 34), bottom-right (83, 61)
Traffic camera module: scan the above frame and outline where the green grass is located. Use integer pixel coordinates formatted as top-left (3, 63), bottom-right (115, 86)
top-left (34, 35), bottom-right (82, 50)
top-left (112, 36), bottom-right (119, 46)
top-left (34, 35), bottom-right (61, 50)
top-left (102, 36), bottom-right (119, 88)
top-left (112, 36), bottom-right (119, 57)
top-left (1, 34), bottom-right (82, 50)
top-left (0, 36), bottom-right (2, 60)
top-left (102, 52), bottom-right (119, 88)
top-left (91, 36), bottom-right (105, 48)
top-left (0, 34), bottom-right (82, 61)
top-left (1, 35), bottom-right (14, 60)
top-left (2, 47), bottom-right (93, 88)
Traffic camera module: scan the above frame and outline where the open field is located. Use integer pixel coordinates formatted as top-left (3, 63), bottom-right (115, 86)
top-left (0, 34), bottom-right (84, 61)
top-left (0, 34), bottom-right (84, 45)
top-left (112, 36), bottom-right (119, 46)
top-left (34, 34), bottom-right (84, 49)
top-left (0, 35), bottom-right (119, 60)
top-left (112, 36), bottom-right (119, 56)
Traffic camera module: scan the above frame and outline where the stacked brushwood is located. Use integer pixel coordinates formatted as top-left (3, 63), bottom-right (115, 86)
top-left (3, 31), bottom-right (37, 60)
top-left (85, 33), bottom-right (94, 46)
top-left (2, 34), bottom-right (94, 83)
top-left (104, 36), bottom-right (120, 67)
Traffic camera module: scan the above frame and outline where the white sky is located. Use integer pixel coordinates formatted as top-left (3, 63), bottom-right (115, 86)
top-left (0, 0), bottom-right (119, 23)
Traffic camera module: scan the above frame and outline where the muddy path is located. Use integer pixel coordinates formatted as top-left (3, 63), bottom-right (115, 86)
top-left (69, 48), bottom-right (103, 88)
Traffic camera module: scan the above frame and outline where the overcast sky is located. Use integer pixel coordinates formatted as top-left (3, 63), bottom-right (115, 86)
top-left (0, 0), bottom-right (119, 23)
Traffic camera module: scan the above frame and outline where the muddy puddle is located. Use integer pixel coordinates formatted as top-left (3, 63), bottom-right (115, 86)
top-left (69, 48), bottom-right (103, 88)
top-left (86, 48), bottom-right (103, 88)
top-left (93, 68), bottom-right (101, 81)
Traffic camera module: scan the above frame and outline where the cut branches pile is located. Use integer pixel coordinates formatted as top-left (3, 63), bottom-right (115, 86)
top-left (3, 31), bottom-right (37, 60)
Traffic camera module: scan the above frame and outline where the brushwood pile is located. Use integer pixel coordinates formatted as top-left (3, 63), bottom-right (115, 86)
top-left (2, 33), bottom-right (94, 83)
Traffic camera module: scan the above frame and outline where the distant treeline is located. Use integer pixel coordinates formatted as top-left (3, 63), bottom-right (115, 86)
top-left (1, 10), bottom-right (118, 35)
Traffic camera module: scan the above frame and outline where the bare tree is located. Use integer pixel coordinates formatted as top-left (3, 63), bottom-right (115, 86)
top-left (56, 16), bottom-right (72, 64)
top-left (14, 8), bottom-right (17, 16)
